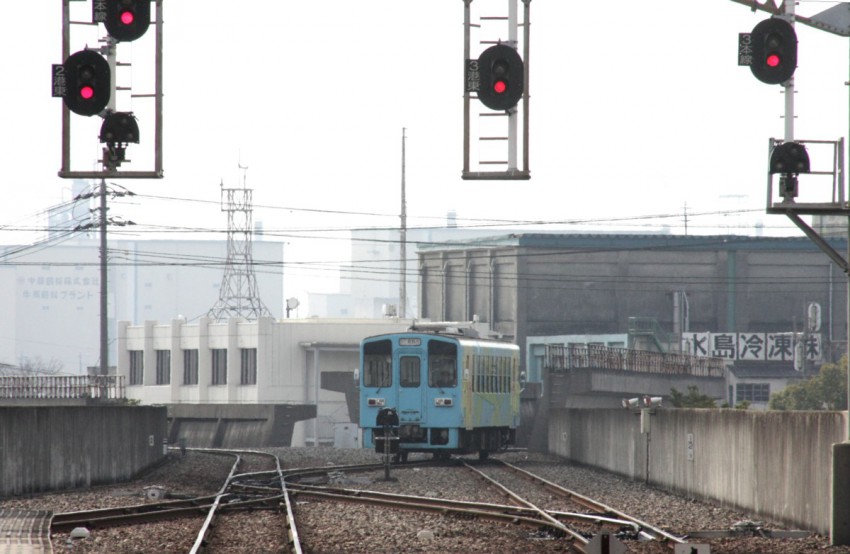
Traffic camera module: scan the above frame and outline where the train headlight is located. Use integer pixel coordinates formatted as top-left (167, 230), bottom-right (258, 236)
top-left (434, 398), bottom-right (454, 407)
top-left (367, 397), bottom-right (386, 407)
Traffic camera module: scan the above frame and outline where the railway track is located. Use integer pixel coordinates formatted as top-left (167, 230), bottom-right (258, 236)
top-left (285, 457), bottom-right (699, 553)
top-left (12, 448), bottom-right (826, 553)
top-left (51, 449), bottom-right (295, 552)
top-left (48, 449), bottom-right (403, 553)
top-left (463, 459), bottom-right (694, 552)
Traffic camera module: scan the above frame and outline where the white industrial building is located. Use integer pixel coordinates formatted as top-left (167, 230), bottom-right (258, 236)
top-left (118, 316), bottom-right (423, 446)
top-left (0, 237), bottom-right (285, 374)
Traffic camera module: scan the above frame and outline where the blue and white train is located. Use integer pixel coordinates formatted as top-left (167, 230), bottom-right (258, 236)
top-left (358, 326), bottom-right (521, 460)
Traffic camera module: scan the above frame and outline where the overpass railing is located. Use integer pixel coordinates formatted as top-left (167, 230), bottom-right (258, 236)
top-left (545, 344), bottom-right (726, 378)
top-left (0, 375), bottom-right (126, 400)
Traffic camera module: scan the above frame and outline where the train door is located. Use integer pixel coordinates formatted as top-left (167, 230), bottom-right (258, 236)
top-left (426, 339), bottom-right (459, 428)
top-left (395, 346), bottom-right (425, 426)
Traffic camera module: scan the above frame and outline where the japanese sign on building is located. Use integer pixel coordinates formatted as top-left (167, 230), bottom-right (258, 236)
top-left (682, 332), bottom-right (821, 362)
top-left (17, 275), bottom-right (99, 303)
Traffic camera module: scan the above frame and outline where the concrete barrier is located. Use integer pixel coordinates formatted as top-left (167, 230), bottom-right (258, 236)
top-left (834, 442), bottom-right (850, 544)
top-left (165, 403), bottom-right (316, 448)
top-left (0, 406), bottom-right (167, 497)
top-left (549, 408), bottom-right (847, 535)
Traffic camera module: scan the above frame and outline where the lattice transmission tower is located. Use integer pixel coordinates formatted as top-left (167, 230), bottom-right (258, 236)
top-left (208, 171), bottom-right (272, 320)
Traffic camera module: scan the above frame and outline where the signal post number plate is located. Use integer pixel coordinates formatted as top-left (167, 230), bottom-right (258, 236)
top-left (738, 33), bottom-right (753, 66)
top-left (51, 65), bottom-right (67, 98)
top-left (465, 59), bottom-right (480, 93)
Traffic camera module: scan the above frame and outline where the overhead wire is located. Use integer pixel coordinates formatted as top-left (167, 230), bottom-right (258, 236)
top-left (0, 191), bottom-right (842, 297)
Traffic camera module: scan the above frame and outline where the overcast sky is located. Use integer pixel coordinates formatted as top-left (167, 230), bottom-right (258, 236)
top-left (2, 0), bottom-right (850, 300)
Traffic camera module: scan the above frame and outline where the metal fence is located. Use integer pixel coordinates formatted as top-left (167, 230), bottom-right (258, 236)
top-left (0, 375), bottom-right (125, 400)
top-left (544, 344), bottom-right (726, 378)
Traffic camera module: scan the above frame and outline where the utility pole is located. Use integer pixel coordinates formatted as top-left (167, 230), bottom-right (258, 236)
top-left (99, 179), bottom-right (108, 377)
top-left (74, 183), bottom-right (135, 378)
top-left (730, 1), bottom-right (850, 544)
top-left (400, 128), bottom-right (407, 319)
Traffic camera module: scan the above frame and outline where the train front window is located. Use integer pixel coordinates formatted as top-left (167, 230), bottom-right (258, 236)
top-left (363, 339), bottom-right (392, 388)
top-left (400, 356), bottom-right (420, 387)
top-left (428, 340), bottom-right (457, 388)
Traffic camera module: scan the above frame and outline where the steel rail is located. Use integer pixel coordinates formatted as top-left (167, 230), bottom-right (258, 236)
top-left (51, 494), bottom-right (221, 531)
top-left (287, 486), bottom-right (559, 531)
top-left (188, 453), bottom-right (243, 554)
top-left (51, 494), bottom-right (284, 532)
top-left (273, 455), bottom-right (303, 554)
top-left (282, 460), bottom-right (434, 479)
top-left (461, 462), bottom-right (587, 545)
top-left (496, 460), bottom-right (688, 545)
top-left (278, 458), bottom-right (440, 553)
top-left (287, 481), bottom-right (639, 532)
top-left (49, 452), bottom-right (432, 552)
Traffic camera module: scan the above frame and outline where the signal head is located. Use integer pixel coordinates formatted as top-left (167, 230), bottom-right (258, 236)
top-left (750, 18), bottom-right (797, 84)
top-left (61, 50), bottom-right (111, 117)
top-left (476, 44), bottom-right (524, 111)
top-left (102, 0), bottom-right (151, 42)
top-left (100, 112), bottom-right (140, 145)
top-left (770, 141), bottom-right (810, 175)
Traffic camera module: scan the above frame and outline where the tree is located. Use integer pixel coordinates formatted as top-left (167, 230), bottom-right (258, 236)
top-left (769, 356), bottom-right (848, 411)
top-left (14, 357), bottom-right (63, 376)
top-left (670, 385), bottom-right (717, 408)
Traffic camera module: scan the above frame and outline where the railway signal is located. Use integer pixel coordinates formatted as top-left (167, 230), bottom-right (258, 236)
top-left (770, 141), bottom-right (810, 198)
top-left (95, 0), bottom-right (151, 42)
top-left (100, 111), bottom-right (140, 168)
top-left (100, 111), bottom-right (140, 144)
top-left (56, 50), bottom-right (111, 117)
top-left (476, 43), bottom-right (524, 111)
top-left (749, 18), bottom-right (797, 84)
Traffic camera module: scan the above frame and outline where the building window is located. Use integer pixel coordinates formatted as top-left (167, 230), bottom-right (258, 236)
top-left (211, 349), bottom-right (227, 385)
top-left (129, 350), bottom-right (143, 385)
top-left (183, 349), bottom-right (199, 385)
top-left (155, 350), bottom-right (171, 385)
top-left (241, 348), bottom-right (257, 385)
top-left (736, 383), bottom-right (770, 403)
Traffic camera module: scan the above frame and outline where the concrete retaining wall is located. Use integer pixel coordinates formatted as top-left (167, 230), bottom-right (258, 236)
top-left (166, 403), bottom-right (316, 448)
top-left (549, 408), bottom-right (847, 535)
top-left (0, 406), bottom-right (167, 497)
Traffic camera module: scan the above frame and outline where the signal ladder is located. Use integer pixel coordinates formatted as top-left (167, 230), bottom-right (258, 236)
top-left (462, 0), bottom-right (530, 180)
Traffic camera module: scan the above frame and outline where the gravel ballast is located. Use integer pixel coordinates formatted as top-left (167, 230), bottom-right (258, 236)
top-left (0, 447), bottom-right (848, 553)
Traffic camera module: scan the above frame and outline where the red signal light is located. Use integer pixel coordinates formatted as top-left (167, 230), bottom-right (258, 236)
top-left (494, 80), bottom-right (507, 94)
top-left (59, 50), bottom-right (110, 116)
top-left (750, 19), bottom-right (797, 84)
top-left (101, 0), bottom-right (150, 42)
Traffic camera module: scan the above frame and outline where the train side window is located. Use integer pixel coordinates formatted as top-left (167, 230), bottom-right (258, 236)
top-left (400, 356), bottom-right (420, 387)
top-left (489, 356), bottom-right (496, 393)
top-left (363, 339), bottom-right (392, 388)
top-left (428, 340), bottom-right (457, 388)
